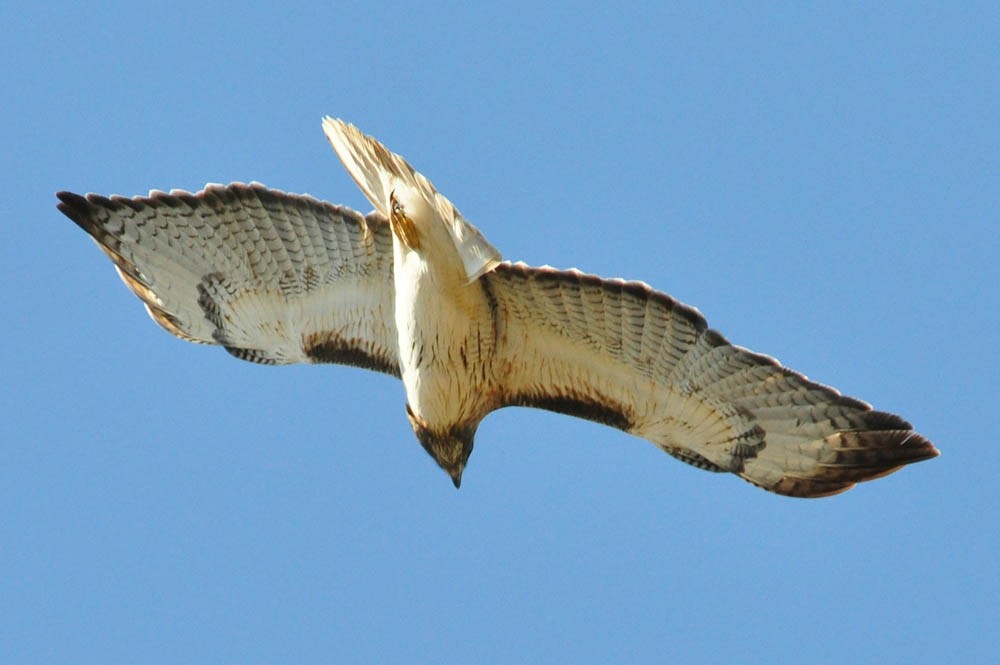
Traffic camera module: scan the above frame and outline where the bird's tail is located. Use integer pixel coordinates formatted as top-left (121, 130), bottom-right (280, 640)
top-left (322, 117), bottom-right (502, 282)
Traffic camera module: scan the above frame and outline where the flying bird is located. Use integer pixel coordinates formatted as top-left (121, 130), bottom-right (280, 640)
top-left (57, 118), bottom-right (938, 497)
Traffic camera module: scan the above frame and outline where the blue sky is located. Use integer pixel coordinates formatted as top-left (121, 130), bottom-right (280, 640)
top-left (2, 2), bottom-right (997, 663)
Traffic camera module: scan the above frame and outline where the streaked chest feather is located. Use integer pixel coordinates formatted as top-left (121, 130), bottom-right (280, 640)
top-left (393, 249), bottom-right (498, 426)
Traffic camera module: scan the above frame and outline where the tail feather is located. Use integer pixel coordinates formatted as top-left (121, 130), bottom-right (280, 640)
top-left (321, 117), bottom-right (502, 282)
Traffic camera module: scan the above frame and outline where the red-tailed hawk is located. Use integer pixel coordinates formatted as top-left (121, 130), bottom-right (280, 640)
top-left (57, 118), bottom-right (937, 497)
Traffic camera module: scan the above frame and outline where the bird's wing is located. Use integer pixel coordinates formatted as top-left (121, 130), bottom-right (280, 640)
top-left (483, 262), bottom-right (938, 497)
top-left (58, 183), bottom-right (399, 375)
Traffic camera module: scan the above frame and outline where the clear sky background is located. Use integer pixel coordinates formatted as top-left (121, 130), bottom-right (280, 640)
top-left (2, 3), bottom-right (996, 663)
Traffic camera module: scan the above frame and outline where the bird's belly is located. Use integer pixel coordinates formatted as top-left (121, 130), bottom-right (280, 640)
top-left (394, 268), bottom-right (496, 429)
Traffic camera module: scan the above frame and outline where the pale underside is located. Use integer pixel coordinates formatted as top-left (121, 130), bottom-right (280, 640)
top-left (57, 121), bottom-right (937, 497)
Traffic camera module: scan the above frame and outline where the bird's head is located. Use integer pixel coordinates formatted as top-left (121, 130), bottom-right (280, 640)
top-left (419, 431), bottom-right (475, 489)
top-left (406, 405), bottom-right (476, 488)
top-left (322, 116), bottom-right (501, 282)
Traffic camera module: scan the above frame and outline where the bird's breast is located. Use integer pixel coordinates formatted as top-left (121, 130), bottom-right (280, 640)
top-left (393, 251), bottom-right (499, 429)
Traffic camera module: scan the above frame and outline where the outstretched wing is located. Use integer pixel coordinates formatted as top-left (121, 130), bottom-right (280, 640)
top-left (484, 262), bottom-right (938, 497)
top-left (58, 183), bottom-right (399, 375)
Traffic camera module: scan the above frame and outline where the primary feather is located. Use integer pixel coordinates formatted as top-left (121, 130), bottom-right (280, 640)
top-left (57, 119), bottom-right (938, 497)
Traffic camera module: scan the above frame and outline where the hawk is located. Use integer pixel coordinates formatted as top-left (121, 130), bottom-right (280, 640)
top-left (57, 118), bottom-right (938, 497)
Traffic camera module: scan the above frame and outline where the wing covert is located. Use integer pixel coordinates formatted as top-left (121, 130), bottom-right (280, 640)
top-left (58, 183), bottom-right (399, 376)
top-left (484, 262), bottom-right (937, 497)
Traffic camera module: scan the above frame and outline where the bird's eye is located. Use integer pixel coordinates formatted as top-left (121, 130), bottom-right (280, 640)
top-left (390, 192), bottom-right (402, 216)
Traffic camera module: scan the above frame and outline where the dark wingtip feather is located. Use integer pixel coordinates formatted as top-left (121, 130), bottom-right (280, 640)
top-left (56, 191), bottom-right (97, 231)
top-left (56, 190), bottom-right (86, 205)
top-left (769, 429), bottom-right (939, 498)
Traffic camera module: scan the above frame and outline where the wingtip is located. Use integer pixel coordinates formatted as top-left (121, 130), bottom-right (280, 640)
top-left (55, 190), bottom-right (89, 210)
top-left (760, 429), bottom-right (940, 498)
top-left (893, 430), bottom-right (940, 463)
top-left (56, 190), bottom-right (101, 233)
